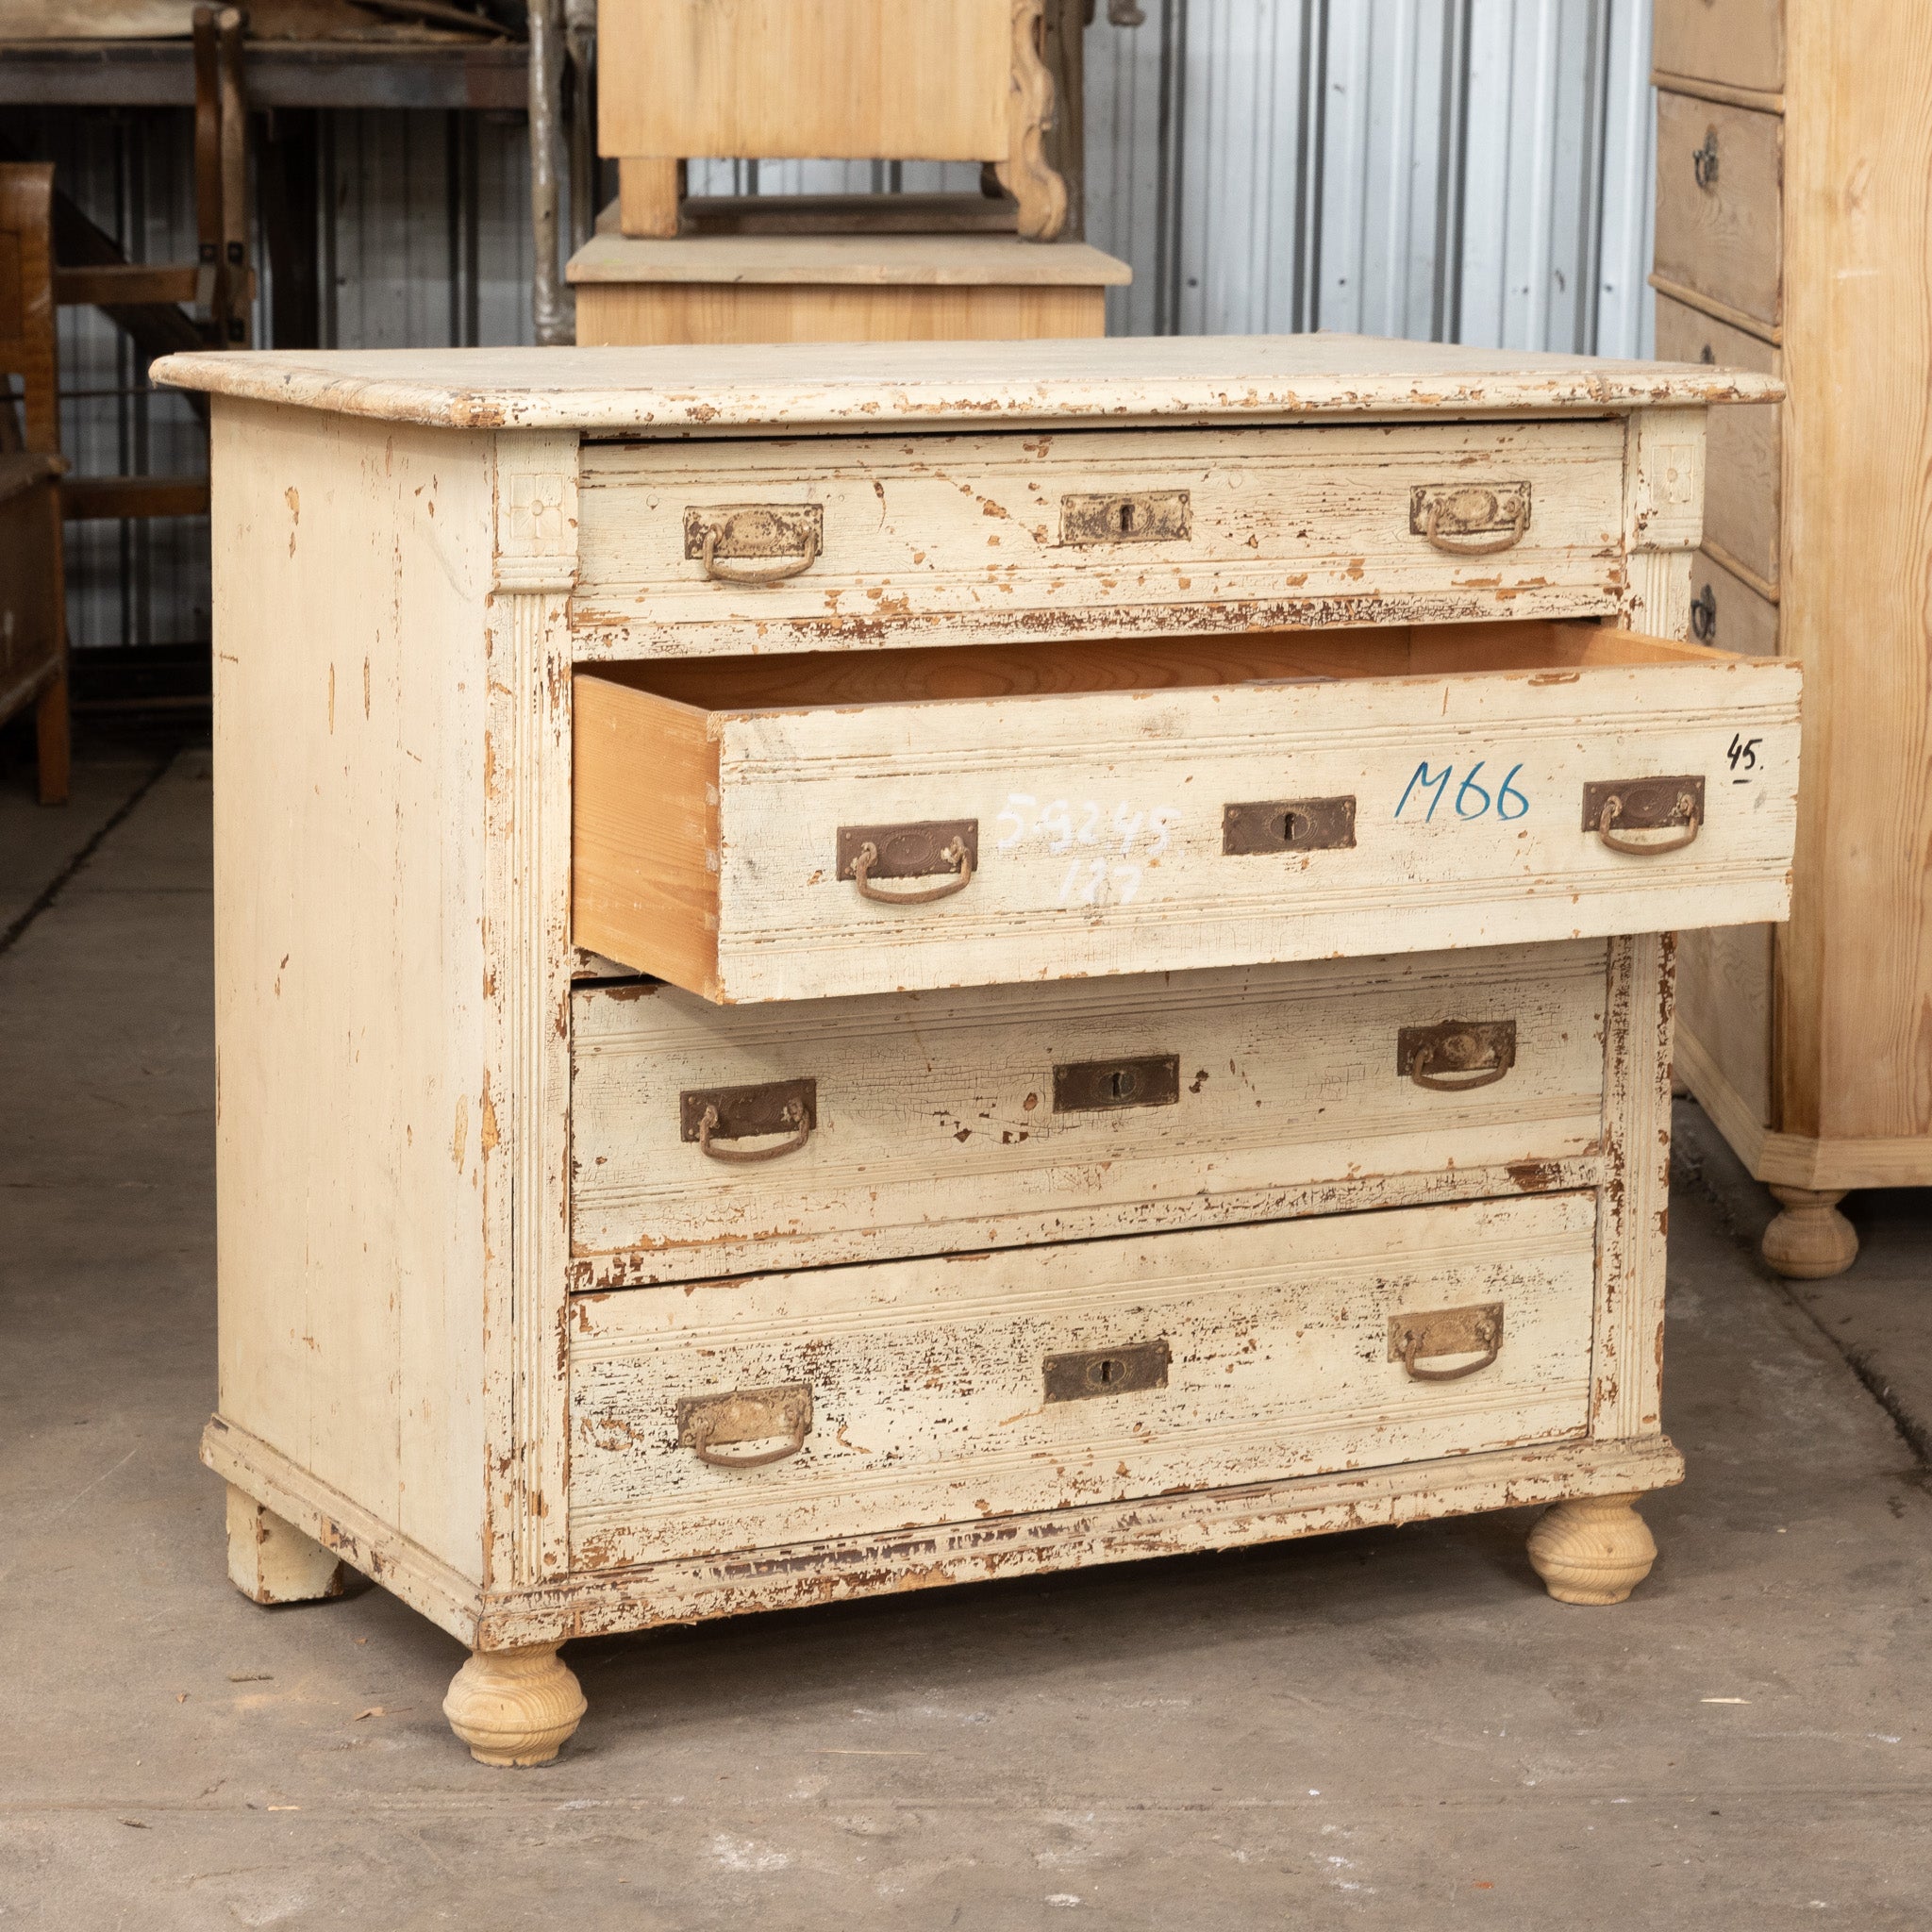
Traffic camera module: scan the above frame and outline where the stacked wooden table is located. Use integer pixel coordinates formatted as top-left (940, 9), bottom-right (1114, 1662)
top-left (156, 337), bottom-right (1793, 1765)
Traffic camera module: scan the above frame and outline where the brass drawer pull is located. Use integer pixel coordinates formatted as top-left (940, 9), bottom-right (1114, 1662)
top-left (702, 525), bottom-right (819, 586)
top-left (685, 504), bottom-right (823, 586)
top-left (1390, 1303), bottom-right (1504, 1383)
top-left (1412, 483), bottom-right (1531, 558)
top-left (838, 819), bottom-right (978, 908)
top-left (676, 1383), bottom-right (813, 1469)
top-left (698, 1099), bottom-right (809, 1163)
top-left (1397, 1019), bottom-right (1517, 1092)
top-left (1043, 1339), bottom-right (1171, 1403)
top-left (681, 1077), bottom-right (817, 1164)
top-left (1583, 776), bottom-right (1705, 856)
top-left (1424, 495), bottom-right (1526, 556)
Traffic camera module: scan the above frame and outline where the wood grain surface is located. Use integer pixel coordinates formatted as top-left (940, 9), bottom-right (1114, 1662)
top-left (574, 282), bottom-right (1106, 347)
top-left (1654, 92), bottom-right (1784, 330)
top-left (1779, 0), bottom-right (1932, 1146)
top-left (1653, 0), bottom-right (1785, 94)
top-left (1655, 292), bottom-right (1781, 593)
top-left (598, 0), bottom-right (1012, 162)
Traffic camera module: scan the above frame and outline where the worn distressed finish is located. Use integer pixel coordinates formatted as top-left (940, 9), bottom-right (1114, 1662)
top-left (154, 335), bottom-right (1794, 1764)
top-left (573, 624), bottom-right (1799, 1004)
top-left (568, 1192), bottom-right (1600, 1570)
top-left (570, 941), bottom-right (1611, 1284)
top-left (571, 421), bottom-right (1628, 654)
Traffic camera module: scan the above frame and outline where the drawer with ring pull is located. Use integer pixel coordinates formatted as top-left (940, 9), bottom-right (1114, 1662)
top-left (570, 420), bottom-right (1627, 657)
top-left (565, 1190), bottom-right (1598, 1571)
top-left (570, 618), bottom-right (1800, 1004)
top-left (569, 940), bottom-right (1608, 1287)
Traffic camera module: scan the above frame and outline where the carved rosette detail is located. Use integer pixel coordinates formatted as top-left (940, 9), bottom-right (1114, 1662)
top-left (1525, 1492), bottom-right (1658, 1606)
top-left (443, 1644), bottom-right (588, 1766)
top-left (1008, 0), bottom-right (1069, 242)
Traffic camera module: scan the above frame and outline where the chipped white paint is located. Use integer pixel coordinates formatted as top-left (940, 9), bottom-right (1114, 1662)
top-left (149, 335), bottom-right (1779, 436)
top-left (573, 632), bottom-right (1800, 1004)
top-left (165, 339), bottom-right (1790, 1760)
top-left (567, 1191), bottom-right (1600, 1570)
top-left (569, 940), bottom-right (1611, 1284)
top-left (571, 419), bottom-right (1629, 653)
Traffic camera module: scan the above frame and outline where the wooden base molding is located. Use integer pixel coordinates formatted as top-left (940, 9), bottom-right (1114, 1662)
top-left (1761, 1186), bottom-right (1859, 1279)
top-left (207, 1411), bottom-right (1683, 1650)
top-left (1677, 1019), bottom-right (1932, 1197)
top-left (442, 1645), bottom-right (587, 1767)
top-left (1525, 1492), bottom-right (1658, 1605)
top-left (204, 1418), bottom-right (486, 1642)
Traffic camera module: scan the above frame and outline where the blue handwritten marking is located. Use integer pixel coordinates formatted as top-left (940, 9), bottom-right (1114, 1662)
top-left (1395, 758), bottom-right (1532, 822)
top-left (1394, 761), bottom-right (1455, 822)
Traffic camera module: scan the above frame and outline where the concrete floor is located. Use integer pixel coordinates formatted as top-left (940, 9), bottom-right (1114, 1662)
top-left (4, 744), bottom-right (1930, 1929)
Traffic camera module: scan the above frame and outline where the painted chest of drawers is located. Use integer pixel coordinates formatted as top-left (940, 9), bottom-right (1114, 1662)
top-left (155, 338), bottom-right (1792, 1766)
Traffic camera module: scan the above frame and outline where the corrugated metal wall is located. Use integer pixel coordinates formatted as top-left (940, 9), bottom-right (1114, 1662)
top-left (25, 0), bottom-right (1654, 655)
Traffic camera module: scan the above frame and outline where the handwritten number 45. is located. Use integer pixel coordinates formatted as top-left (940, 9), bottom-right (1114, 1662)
top-left (1394, 759), bottom-right (1530, 822)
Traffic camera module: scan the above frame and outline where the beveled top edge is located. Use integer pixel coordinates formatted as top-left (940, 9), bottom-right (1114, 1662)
top-left (151, 335), bottom-right (1785, 432)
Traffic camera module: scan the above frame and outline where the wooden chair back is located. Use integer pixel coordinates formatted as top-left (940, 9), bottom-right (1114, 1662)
top-left (0, 162), bottom-right (69, 803)
top-left (598, 0), bottom-right (1067, 241)
top-left (0, 163), bottom-right (59, 455)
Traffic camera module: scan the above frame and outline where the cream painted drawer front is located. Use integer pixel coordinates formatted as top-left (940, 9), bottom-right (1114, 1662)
top-left (570, 940), bottom-right (1610, 1285)
top-left (567, 1191), bottom-right (1598, 1570)
top-left (572, 627), bottom-right (1801, 1004)
top-left (1654, 92), bottom-right (1783, 330)
top-left (572, 421), bottom-right (1626, 654)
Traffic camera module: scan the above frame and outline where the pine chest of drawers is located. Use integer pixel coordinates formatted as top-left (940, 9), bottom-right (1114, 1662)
top-left (155, 338), bottom-right (1792, 1766)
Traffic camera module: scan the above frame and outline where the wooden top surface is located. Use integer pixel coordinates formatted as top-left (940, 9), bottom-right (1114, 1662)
top-left (150, 335), bottom-right (1785, 433)
top-left (565, 234), bottom-right (1134, 288)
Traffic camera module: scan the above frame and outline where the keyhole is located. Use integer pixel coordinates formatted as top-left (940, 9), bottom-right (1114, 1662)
top-left (1118, 500), bottom-right (1135, 534)
top-left (1092, 1357), bottom-right (1123, 1386)
top-left (1277, 811), bottom-right (1301, 843)
top-left (1108, 1068), bottom-right (1140, 1102)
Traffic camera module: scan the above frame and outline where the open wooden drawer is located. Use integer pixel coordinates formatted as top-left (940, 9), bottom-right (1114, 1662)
top-left (572, 621), bottom-right (1800, 1004)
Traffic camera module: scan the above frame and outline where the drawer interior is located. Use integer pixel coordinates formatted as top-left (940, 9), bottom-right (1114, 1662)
top-left (585, 618), bottom-right (1717, 714)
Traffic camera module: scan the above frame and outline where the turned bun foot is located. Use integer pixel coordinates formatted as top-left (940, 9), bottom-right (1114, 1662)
top-left (1526, 1492), bottom-right (1657, 1606)
top-left (443, 1644), bottom-right (586, 1767)
top-left (1761, 1187), bottom-right (1858, 1279)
